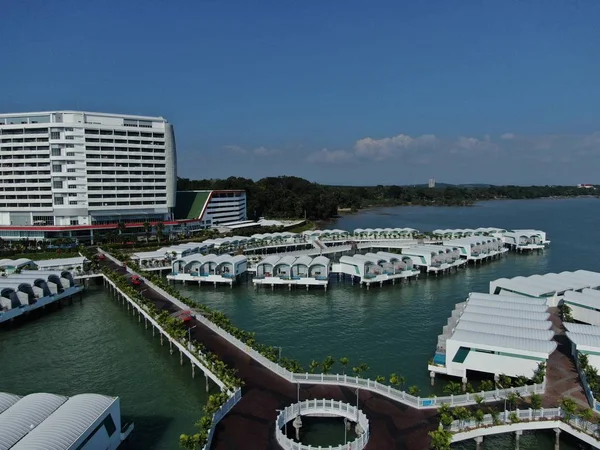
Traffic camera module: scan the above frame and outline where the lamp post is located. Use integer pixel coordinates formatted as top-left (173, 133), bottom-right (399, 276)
top-left (344, 417), bottom-right (348, 444)
top-left (276, 346), bottom-right (282, 362)
top-left (355, 388), bottom-right (360, 421)
top-left (188, 325), bottom-right (197, 351)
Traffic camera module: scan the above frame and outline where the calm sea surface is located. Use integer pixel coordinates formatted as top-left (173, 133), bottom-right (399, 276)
top-left (1, 198), bottom-right (598, 449)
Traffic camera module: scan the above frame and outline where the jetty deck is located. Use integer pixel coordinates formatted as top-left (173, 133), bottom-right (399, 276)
top-left (101, 258), bottom-right (439, 449)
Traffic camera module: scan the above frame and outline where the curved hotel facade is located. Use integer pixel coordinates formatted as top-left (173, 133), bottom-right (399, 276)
top-left (0, 110), bottom-right (178, 241)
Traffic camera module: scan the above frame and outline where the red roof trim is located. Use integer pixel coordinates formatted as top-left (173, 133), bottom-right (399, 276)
top-left (0, 219), bottom-right (203, 232)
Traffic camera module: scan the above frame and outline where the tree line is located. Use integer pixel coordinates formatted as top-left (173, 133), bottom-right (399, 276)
top-left (178, 176), bottom-right (596, 221)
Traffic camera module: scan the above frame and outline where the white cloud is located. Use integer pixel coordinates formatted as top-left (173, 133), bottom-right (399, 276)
top-left (306, 148), bottom-right (354, 163)
top-left (222, 145), bottom-right (247, 154)
top-left (253, 146), bottom-right (281, 156)
top-left (455, 135), bottom-right (496, 151)
top-left (500, 132), bottom-right (516, 140)
top-left (353, 133), bottom-right (438, 161)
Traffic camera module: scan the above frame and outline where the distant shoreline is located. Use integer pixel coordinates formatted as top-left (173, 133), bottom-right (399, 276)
top-left (315, 195), bottom-right (598, 228)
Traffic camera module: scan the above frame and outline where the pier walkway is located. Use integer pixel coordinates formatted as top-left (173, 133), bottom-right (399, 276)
top-left (99, 255), bottom-right (440, 449)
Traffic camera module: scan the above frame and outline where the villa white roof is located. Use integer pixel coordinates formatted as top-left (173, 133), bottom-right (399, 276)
top-left (0, 259), bottom-right (32, 268)
top-left (563, 290), bottom-right (600, 310)
top-left (348, 254), bottom-right (379, 264)
top-left (365, 253), bottom-right (390, 263)
top-left (466, 297), bottom-right (548, 313)
top-left (34, 257), bottom-right (87, 269)
top-left (490, 270), bottom-right (600, 297)
top-left (455, 320), bottom-right (554, 341)
top-left (310, 256), bottom-right (330, 267)
top-left (467, 292), bottom-right (548, 306)
top-left (274, 255), bottom-right (297, 267)
top-left (132, 250), bottom-right (169, 260)
top-left (375, 251), bottom-right (402, 261)
top-left (566, 332), bottom-right (600, 350)
top-left (0, 393), bottom-right (21, 415)
top-left (402, 247), bottom-right (438, 256)
top-left (458, 312), bottom-right (553, 330)
top-left (226, 255), bottom-right (247, 265)
top-left (0, 393), bottom-right (68, 450)
top-left (449, 329), bottom-right (557, 356)
top-left (12, 394), bottom-right (116, 450)
top-left (564, 323), bottom-right (600, 336)
top-left (582, 288), bottom-right (600, 299)
top-left (257, 255), bottom-right (281, 266)
top-left (462, 304), bottom-right (550, 321)
top-left (292, 256), bottom-right (313, 267)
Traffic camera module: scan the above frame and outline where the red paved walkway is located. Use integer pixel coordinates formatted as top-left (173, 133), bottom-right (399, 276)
top-left (102, 259), bottom-right (438, 449)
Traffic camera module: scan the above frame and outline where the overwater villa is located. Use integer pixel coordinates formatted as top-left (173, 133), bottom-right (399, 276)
top-left (0, 392), bottom-right (132, 449)
top-left (334, 254), bottom-right (419, 287)
top-left (0, 270), bottom-right (83, 323)
top-left (430, 292), bottom-right (556, 381)
top-left (432, 227), bottom-right (508, 239)
top-left (564, 322), bottom-right (600, 374)
top-left (503, 229), bottom-right (550, 251)
top-left (253, 255), bottom-right (330, 290)
top-left (441, 236), bottom-right (506, 262)
top-left (562, 289), bottom-right (600, 326)
top-left (489, 270), bottom-right (600, 305)
top-left (167, 253), bottom-right (248, 286)
top-left (0, 258), bottom-right (35, 274)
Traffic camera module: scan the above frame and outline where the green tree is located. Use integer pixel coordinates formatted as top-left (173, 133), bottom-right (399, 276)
top-left (143, 220), bottom-right (151, 243)
top-left (473, 394), bottom-right (484, 406)
top-left (389, 373), bottom-right (400, 389)
top-left (579, 408), bottom-right (594, 431)
top-left (473, 408), bottom-right (485, 425)
top-left (339, 357), bottom-right (349, 374)
top-left (408, 385), bottom-right (420, 396)
top-left (529, 393), bottom-right (542, 413)
top-left (560, 397), bottom-right (577, 422)
top-left (352, 363), bottom-right (369, 377)
top-left (321, 356), bottom-right (335, 374)
top-left (428, 429), bottom-right (452, 450)
top-left (440, 413), bottom-right (453, 428)
top-left (156, 222), bottom-right (165, 243)
top-left (443, 381), bottom-right (462, 395)
top-left (375, 375), bottom-right (386, 384)
top-left (479, 380), bottom-right (495, 391)
top-left (506, 392), bottom-right (520, 410)
top-left (308, 360), bottom-right (320, 374)
top-left (452, 407), bottom-right (471, 427)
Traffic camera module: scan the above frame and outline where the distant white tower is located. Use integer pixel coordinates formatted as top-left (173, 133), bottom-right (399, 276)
top-left (428, 178), bottom-right (436, 188)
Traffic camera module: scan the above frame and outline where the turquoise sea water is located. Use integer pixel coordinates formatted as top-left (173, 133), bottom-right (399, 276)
top-left (1, 198), bottom-right (598, 449)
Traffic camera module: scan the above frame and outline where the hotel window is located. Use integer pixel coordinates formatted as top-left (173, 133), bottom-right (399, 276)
top-left (51, 148), bottom-right (61, 156)
top-left (50, 131), bottom-right (60, 139)
top-left (54, 196), bottom-right (64, 205)
top-left (52, 164), bottom-right (62, 172)
top-left (53, 180), bottom-right (63, 189)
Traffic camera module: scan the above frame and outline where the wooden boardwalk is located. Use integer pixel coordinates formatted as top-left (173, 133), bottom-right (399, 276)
top-left (101, 259), bottom-right (438, 449)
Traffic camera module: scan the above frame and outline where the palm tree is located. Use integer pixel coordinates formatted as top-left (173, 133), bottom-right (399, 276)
top-left (308, 360), bottom-right (320, 374)
top-left (352, 363), bottom-right (369, 378)
top-left (473, 408), bottom-right (485, 426)
top-left (452, 407), bottom-right (471, 427)
top-left (560, 397), bottom-right (577, 422)
top-left (443, 381), bottom-right (462, 395)
top-left (506, 392), bottom-right (520, 411)
top-left (321, 356), bottom-right (335, 374)
top-left (479, 379), bottom-right (494, 391)
top-left (143, 221), bottom-right (151, 243)
top-left (408, 385), bottom-right (420, 396)
top-left (389, 373), bottom-right (400, 389)
top-left (375, 375), bottom-right (386, 383)
top-left (398, 375), bottom-right (407, 390)
top-left (156, 222), bottom-right (165, 243)
top-left (339, 357), bottom-right (349, 374)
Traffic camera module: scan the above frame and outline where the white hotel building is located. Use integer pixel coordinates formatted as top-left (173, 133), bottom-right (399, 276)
top-left (0, 110), bottom-right (177, 241)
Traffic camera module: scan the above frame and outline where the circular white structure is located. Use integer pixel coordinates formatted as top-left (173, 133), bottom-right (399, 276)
top-left (275, 399), bottom-right (369, 450)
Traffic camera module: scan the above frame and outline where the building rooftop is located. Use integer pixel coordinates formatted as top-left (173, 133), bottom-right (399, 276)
top-left (490, 270), bottom-right (600, 298)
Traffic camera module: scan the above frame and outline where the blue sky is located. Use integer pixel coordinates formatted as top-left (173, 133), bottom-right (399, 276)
top-left (1, 0), bottom-right (599, 185)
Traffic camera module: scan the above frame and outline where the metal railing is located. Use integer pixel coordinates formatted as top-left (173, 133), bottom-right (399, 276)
top-left (275, 399), bottom-right (369, 450)
top-left (203, 388), bottom-right (242, 450)
top-left (450, 406), bottom-right (600, 438)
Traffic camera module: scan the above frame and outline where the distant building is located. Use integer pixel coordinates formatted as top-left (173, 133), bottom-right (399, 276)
top-left (428, 178), bottom-right (436, 188)
top-left (175, 190), bottom-right (247, 228)
top-left (577, 184), bottom-right (596, 189)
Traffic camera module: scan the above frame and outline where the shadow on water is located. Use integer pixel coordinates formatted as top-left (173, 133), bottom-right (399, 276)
top-left (120, 415), bottom-right (174, 450)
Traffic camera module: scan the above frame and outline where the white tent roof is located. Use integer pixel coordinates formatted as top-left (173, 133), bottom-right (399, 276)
top-left (462, 304), bottom-right (550, 321)
top-left (566, 332), bottom-right (600, 350)
top-left (564, 322), bottom-right (600, 336)
top-left (467, 292), bottom-right (548, 306)
top-left (375, 251), bottom-right (402, 261)
top-left (0, 393), bottom-right (21, 415)
top-left (292, 256), bottom-right (313, 267)
top-left (449, 329), bottom-right (557, 356)
top-left (466, 297), bottom-right (548, 313)
top-left (563, 290), bottom-right (600, 310)
top-left (490, 270), bottom-right (600, 297)
top-left (455, 320), bottom-right (554, 341)
top-left (0, 393), bottom-right (68, 450)
top-left (458, 312), bottom-right (553, 330)
top-left (12, 394), bottom-right (116, 450)
top-left (273, 255), bottom-right (297, 267)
